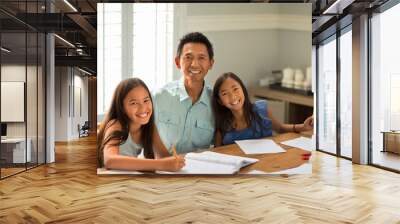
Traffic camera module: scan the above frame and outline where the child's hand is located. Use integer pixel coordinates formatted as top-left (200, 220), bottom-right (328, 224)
top-left (159, 144), bottom-right (185, 171)
top-left (160, 156), bottom-right (186, 171)
top-left (303, 115), bottom-right (314, 131)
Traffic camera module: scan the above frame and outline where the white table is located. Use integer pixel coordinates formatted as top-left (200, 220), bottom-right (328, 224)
top-left (1, 138), bottom-right (32, 163)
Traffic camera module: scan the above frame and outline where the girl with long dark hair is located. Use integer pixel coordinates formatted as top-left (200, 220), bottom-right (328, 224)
top-left (212, 72), bottom-right (314, 147)
top-left (97, 78), bottom-right (185, 171)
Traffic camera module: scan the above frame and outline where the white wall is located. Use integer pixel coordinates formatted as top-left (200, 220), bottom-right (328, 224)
top-left (1, 65), bottom-right (35, 137)
top-left (1, 65), bottom-right (26, 139)
top-left (1, 63), bottom-right (46, 163)
top-left (54, 67), bottom-right (89, 141)
top-left (73, 73), bottom-right (89, 137)
top-left (55, 66), bottom-right (68, 141)
top-left (277, 30), bottom-right (311, 70)
top-left (201, 30), bottom-right (281, 87)
top-left (172, 3), bottom-right (311, 87)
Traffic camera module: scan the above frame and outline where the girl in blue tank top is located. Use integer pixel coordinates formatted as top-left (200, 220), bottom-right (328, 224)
top-left (212, 72), bottom-right (314, 146)
top-left (97, 78), bottom-right (185, 171)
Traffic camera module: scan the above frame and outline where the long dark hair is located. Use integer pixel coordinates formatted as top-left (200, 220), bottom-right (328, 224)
top-left (97, 78), bottom-right (155, 167)
top-left (212, 72), bottom-right (260, 139)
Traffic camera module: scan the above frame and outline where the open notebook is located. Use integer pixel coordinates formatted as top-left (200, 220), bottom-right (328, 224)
top-left (97, 151), bottom-right (259, 175)
top-left (158, 151), bottom-right (258, 174)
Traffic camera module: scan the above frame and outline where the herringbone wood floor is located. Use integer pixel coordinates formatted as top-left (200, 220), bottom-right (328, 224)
top-left (1, 135), bottom-right (400, 224)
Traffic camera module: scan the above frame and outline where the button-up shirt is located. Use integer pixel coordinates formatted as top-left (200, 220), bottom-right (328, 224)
top-left (153, 79), bottom-right (215, 154)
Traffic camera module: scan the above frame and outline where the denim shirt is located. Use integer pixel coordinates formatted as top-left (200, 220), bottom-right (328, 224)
top-left (153, 79), bottom-right (215, 154)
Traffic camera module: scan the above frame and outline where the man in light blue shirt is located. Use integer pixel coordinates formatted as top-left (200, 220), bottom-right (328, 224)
top-left (153, 32), bottom-right (215, 154)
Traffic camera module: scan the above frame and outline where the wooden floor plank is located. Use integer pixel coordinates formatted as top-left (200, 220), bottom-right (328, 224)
top-left (0, 135), bottom-right (399, 223)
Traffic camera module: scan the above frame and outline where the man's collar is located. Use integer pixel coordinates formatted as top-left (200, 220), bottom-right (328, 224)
top-left (178, 78), bottom-right (210, 106)
top-left (178, 78), bottom-right (190, 101)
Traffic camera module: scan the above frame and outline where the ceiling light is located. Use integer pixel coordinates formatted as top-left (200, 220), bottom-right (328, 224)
top-left (1, 47), bottom-right (11, 53)
top-left (78, 67), bottom-right (92, 76)
top-left (63, 0), bottom-right (78, 12)
top-left (54, 34), bottom-right (75, 48)
top-left (76, 48), bottom-right (85, 55)
top-left (323, 0), bottom-right (354, 15)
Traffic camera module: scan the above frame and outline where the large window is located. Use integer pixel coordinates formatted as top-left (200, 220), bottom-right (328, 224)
top-left (317, 36), bottom-right (337, 155)
top-left (371, 3), bottom-right (400, 171)
top-left (316, 25), bottom-right (353, 159)
top-left (97, 3), bottom-right (174, 117)
top-left (97, 3), bottom-right (122, 117)
top-left (339, 28), bottom-right (352, 158)
top-left (133, 4), bottom-right (174, 91)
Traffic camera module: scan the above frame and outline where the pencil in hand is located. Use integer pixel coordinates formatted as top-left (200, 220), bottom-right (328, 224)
top-left (171, 144), bottom-right (178, 157)
top-left (170, 144), bottom-right (185, 170)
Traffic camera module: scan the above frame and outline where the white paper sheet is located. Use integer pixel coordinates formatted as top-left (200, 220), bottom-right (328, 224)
top-left (235, 139), bottom-right (286, 154)
top-left (246, 170), bottom-right (268, 174)
top-left (280, 136), bottom-right (315, 151)
top-left (268, 162), bottom-right (312, 174)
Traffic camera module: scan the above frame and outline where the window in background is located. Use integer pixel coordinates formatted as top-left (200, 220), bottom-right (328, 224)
top-left (339, 27), bottom-right (352, 158)
top-left (97, 3), bottom-right (174, 117)
top-left (317, 36), bottom-right (337, 155)
top-left (133, 4), bottom-right (174, 91)
top-left (97, 3), bottom-right (122, 116)
top-left (390, 74), bottom-right (400, 130)
top-left (371, 3), bottom-right (400, 171)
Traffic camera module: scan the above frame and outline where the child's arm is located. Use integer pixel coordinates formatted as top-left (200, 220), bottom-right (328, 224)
top-left (214, 130), bottom-right (223, 147)
top-left (103, 122), bottom-right (185, 171)
top-left (152, 127), bottom-right (172, 158)
top-left (104, 147), bottom-right (184, 171)
top-left (267, 109), bottom-right (314, 133)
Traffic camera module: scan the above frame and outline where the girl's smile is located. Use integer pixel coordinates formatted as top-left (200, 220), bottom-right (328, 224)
top-left (123, 86), bottom-right (153, 126)
top-left (218, 77), bottom-right (245, 112)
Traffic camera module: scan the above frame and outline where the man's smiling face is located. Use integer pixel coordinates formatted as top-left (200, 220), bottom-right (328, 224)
top-left (175, 42), bottom-right (214, 83)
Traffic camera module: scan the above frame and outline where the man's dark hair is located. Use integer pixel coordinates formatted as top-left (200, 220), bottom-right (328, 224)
top-left (176, 32), bottom-right (214, 60)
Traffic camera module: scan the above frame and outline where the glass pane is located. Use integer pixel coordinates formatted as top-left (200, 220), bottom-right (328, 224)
top-left (97, 4), bottom-right (104, 116)
top-left (371, 4), bottom-right (400, 171)
top-left (98, 4), bottom-right (122, 116)
top-left (27, 31), bottom-right (38, 169)
top-left (38, 33), bottom-right (46, 164)
top-left (340, 29), bottom-right (352, 158)
top-left (317, 37), bottom-right (337, 154)
top-left (105, 3), bottom-right (121, 12)
top-left (1, 31), bottom-right (27, 177)
top-left (98, 3), bottom-right (174, 118)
